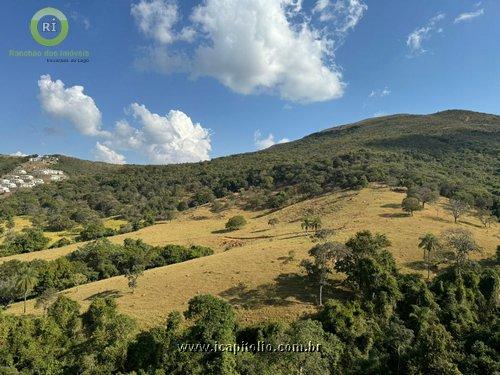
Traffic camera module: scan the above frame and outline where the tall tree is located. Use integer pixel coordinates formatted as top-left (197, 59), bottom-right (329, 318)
top-left (301, 242), bottom-right (348, 306)
top-left (442, 228), bottom-right (481, 269)
top-left (447, 199), bottom-right (468, 223)
top-left (16, 265), bottom-right (38, 314)
top-left (418, 233), bottom-right (441, 280)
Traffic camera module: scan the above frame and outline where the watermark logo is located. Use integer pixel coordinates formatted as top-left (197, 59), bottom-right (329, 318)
top-left (30, 7), bottom-right (69, 46)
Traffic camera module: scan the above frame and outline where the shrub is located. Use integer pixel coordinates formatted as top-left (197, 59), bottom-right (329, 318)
top-left (402, 197), bottom-right (421, 216)
top-left (225, 215), bottom-right (247, 231)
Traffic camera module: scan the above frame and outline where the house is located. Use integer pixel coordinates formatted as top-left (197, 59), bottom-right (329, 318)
top-left (0, 187), bottom-right (10, 194)
top-left (8, 183), bottom-right (17, 189)
top-left (50, 175), bottom-right (64, 181)
top-left (22, 175), bottom-right (34, 181)
top-left (1, 179), bottom-right (9, 184)
top-left (17, 170), bottom-right (27, 175)
top-left (34, 179), bottom-right (44, 185)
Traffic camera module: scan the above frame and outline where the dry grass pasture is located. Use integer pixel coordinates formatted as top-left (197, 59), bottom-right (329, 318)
top-left (6, 187), bottom-right (499, 327)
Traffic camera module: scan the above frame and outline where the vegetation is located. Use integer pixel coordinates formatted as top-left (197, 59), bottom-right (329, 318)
top-left (0, 228), bottom-right (49, 256)
top-left (0, 230), bottom-right (497, 374)
top-left (0, 110), bottom-right (498, 373)
top-left (0, 238), bottom-right (213, 307)
top-left (1, 111), bottom-right (498, 227)
top-left (225, 215), bottom-right (247, 231)
top-left (402, 197), bottom-right (421, 216)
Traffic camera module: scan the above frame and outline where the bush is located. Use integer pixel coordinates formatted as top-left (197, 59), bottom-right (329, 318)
top-left (225, 215), bottom-right (247, 231)
top-left (78, 221), bottom-right (115, 241)
top-left (50, 237), bottom-right (72, 248)
top-left (402, 197), bottom-right (421, 216)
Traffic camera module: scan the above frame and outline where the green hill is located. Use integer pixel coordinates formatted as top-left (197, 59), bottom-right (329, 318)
top-left (1, 110), bottom-right (499, 221)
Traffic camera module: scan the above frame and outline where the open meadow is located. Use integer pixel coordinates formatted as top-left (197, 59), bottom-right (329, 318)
top-left (6, 186), bottom-right (498, 327)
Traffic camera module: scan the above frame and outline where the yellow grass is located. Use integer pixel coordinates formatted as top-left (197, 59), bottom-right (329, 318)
top-left (6, 187), bottom-right (499, 327)
top-left (104, 217), bottom-right (128, 231)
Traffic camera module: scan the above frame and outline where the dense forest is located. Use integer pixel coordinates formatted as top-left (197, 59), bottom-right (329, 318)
top-left (0, 230), bottom-right (498, 374)
top-left (1, 110), bottom-right (499, 229)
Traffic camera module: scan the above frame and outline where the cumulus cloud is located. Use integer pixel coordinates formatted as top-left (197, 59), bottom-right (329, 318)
top-left (10, 151), bottom-right (28, 157)
top-left (38, 75), bottom-right (108, 137)
top-left (313, 0), bottom-right (368, 33)
top-left (406, 13), bottom-right (445, 56)
top-left (369, 87), bottom-right (391, 98)
top-left (131, 0), bottom-right (195, 44)
top-left (190, 0), bottom-right (344, 103)
top-left (104, 103), bottom-right (211, 164)
top-left (132, 0), bottom-right (366, 103)
top-left (37, 75), bottom-right (211, 165)
top-left (93, 142), bottom-right (126, 164)
top-left (254, 130), bottom-right (289, 150)
top-left (454, 8), bottom-right (484, 23)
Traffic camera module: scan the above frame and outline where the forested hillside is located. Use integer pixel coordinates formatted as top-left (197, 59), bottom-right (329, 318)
top-left (1, 110), bottom-right (499, 226)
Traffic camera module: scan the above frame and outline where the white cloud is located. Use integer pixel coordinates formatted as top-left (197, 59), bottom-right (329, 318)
top-left (131, 0), bottom-right (195, 44)
top-left (10, 151), bottom-right (28, 157)
top-left (454, 8), bottom-right (484, 23)
top-left (254, 130), bottom-right (289, 150)
top-left (38, 75), bottom-right (108, 137)
top-left (369, 87), bottom-right (390, 98)
top-left (406, 13), bottom-right (445, 56)
top-left (106, 103), bottom-right (211, 164)
top-left (373, 111), bottom-right (387, 117)
top-left (313, 0), bottom-right (368, 33)
top-left (132, 0), bottom-right (362, 103)
top-left (189, 0), bottom-right (345, 103)
top-left (93, 142), bottom-right (126, 164)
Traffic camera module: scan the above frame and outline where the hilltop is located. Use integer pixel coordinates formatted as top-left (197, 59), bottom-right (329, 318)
top-left (0, 110), bottom-right (498, 225)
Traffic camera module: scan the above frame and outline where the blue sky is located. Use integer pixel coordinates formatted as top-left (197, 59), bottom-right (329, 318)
top-left (0, 0), bottom-right (498, 164)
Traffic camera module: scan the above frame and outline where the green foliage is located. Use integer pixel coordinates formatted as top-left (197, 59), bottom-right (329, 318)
top-left (78, 221), bottom-right (115, 241)
top-left (225, 215), bottom-right (247, 231)
top-left (0, 228), bottom-right (49, 256)
top-left (1, 111), bottom-right (499, 223)
top-left (0, 256), bottom-right (498, 374)
top-left (402, 197), bottom-right (421, 216)
top-left (0, 239), bottom-right (213, 306)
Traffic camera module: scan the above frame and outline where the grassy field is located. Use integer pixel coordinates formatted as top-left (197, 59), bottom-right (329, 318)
top-left (6, 187), bottom-right (499, 327)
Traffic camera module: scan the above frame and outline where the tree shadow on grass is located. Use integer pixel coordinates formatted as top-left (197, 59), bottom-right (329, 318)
top-left (429, 215), bottom-right (449, 222)
top-left (405, 260), bottom-right (427, 271)
top-left (379, 213), bottom-right (409, 218)
top-left (212, 228), bottom-right (233, 234)
top-left (381, 203), bottom-right (402, 209)
top-left (85, 289), bottom-right (124, 301)
top-left (220, 273), bottom-right (352, 310)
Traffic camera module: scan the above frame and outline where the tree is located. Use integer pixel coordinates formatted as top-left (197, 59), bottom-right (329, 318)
top-left (6, 217), bottom-right (15, 233)
top-left (3, 228), bottom-right (49, 255)
top-left (447, 199), bottom-right (468, 223)
top-left (409, 186), bottom-right (439, 208)
top-left (301, 216), bottom-right (322, 234)
top-left (301, 242), bottom-right (348, 306)
top-left (402, 197), bottom-right (420, 216)
top-left (311, 228), bottom-right (335, 243)
top-left (225, 215), bottom-right (247, 231)
top-left (442, 228), bottom-right (481, 268)
top-left (35, 287), bottom-right (57, 313)
top-left (418, 233), bottom-right (441, 280)
top-left (268, 218), bottom-right (279, 227)
top-left (78, 221), bottom-right (114, 241)
top-left (125, 266), bottom-right (144, 294)
top-left (476, 208), bottom-right (495, 228)
top-left (16, 265), bottom-right (38, 314)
